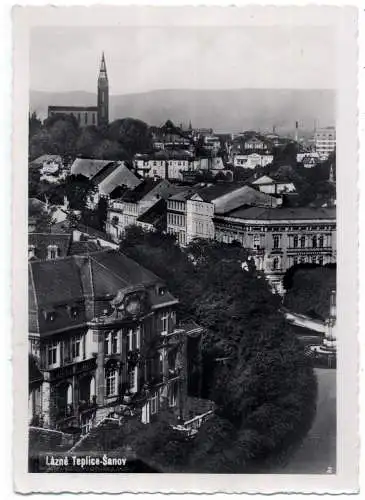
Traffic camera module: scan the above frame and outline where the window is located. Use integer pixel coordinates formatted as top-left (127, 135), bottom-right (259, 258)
top-left (300, 236), bottom-right (306, 248)
top-left (169, 382), bottom-right (178, 407)
top-left (319, 256), bottom-right (324, 266)
top-left (319, 235), bottom-right (324, 248)
top-left (129, 367), bottom-right (137, 393)
top-left (71, 335), bottom-right (82, 360)
top-left (161, 312), bottom-right (169, 335)
top-left (312, 236), bottom-right (317, 248)
top-left (47, 341), bottom-right (58, 366)
top-left (106, 369), bottom-right (117, 397)
top-left (293, 256), bottom-right (298, 266)
top-left (311, 256), bottom-right (317, 264)
top-left (127, 329), bottom-right (134, 351)
top-left (273, 235), bottom-right (280, 249)
top-left (293, 235), bottom-right (298, 248)
top-left (84, 112), bottom-right (87, 124)
top-left (92, 113), bottom-right (96, 125)
top-left (151, 391), bottom-right (159, 415)
top-left (77, 113), bottom-right (81, 123)
top-left (272, 257), bottom-right (279, 271)
top-left (112, 332), bottom-right (118, 353)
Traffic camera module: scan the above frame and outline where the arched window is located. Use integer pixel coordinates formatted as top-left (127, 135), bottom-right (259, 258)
top-left (293, 235), bottom-right (298, 248)
top-left (319, 235), bottom-right (324, 248)
top-left (312, 236), bottom-right (317, 248)
top-left (300, 236), bottom-right (306, 248)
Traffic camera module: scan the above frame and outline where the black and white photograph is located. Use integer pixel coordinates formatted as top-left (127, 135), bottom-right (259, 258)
top-left (12, 5), bottom-right (358, 494)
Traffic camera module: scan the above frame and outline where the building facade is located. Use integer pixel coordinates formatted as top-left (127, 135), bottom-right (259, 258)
top-left (315, 127), bottom-right (336, 158)
top-left (214, 206), bottom-right (336, 293)
top-left (167, 184), bottom-right (281, 247)
top-left (28, 250), bottom-right (195, 432)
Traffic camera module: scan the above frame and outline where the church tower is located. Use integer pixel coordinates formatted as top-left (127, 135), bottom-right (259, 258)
top-left (97, 52), bottom-right (109, 126)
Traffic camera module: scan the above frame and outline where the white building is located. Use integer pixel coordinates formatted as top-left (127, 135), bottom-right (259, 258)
top-left (315, 127), bottom-right (336, 158)
top-left (233, 153), bottom-right (274, 169)
top-left (252, 174), bottom-right (296, 195)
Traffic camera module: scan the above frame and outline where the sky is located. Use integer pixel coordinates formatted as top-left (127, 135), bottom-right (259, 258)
top-left (30, 25), bottom-right (336, 95)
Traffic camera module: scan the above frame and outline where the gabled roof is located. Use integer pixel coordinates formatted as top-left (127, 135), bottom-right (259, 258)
top-left (214, 185), bottom-right (279, 214)
top-left (71, 158), bottom-right (116, 179)
top-left (28, 233), bottom-right (72, 260)
top-left (97, 162), bottom-right (142, 196)
top-left (137, 199), bottom-right (167, 226)
top-left (192, 183), bottom-right (242, 202)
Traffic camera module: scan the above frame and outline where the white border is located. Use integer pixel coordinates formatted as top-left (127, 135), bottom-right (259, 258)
top-left (12, 5), bottom-right (359, 494)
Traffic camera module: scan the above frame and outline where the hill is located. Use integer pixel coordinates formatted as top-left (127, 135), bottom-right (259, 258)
top-left (30, 88), bottom-right (335, 134)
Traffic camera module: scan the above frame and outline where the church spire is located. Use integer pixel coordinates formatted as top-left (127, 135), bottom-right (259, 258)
top-left (99, 51), bottom-right (108, 80)
top-left (97, 52), bottom-right (109, 126)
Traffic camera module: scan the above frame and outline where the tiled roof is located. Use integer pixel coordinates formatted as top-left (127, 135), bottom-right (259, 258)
top-left (29, 198), bottom-right (47, 213)
top-left (222, 206), bottom-right (336, 221)
top-left (68, 240), bottom-right (102, 255)
top-left (30, 155), bottom-right (62, 166)
top-left (214, 185), bottom-right (278, 215)
top-left (136, 199), bottom-right (167, 226)
top-left (97, 163), bottom-right (142, 196)
top-left (29, 250), bottom-right (177, 335)
top-left (194, 183), bottom-right (244, 202)
top-left (70, 158), bottom-right (116, 179)
top-left (29, 232), bottom-right (72, 260)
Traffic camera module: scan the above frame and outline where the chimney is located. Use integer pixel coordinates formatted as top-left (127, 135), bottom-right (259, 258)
top-left (294, 121), bottom-right (299, 142)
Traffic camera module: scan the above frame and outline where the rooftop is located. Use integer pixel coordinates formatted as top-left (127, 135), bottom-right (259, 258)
top-left (70, 158), bottom-right (116, 180)
top-left (29, 249), bottom-right (177, 335)
top-left (28, 233), bottom-right (72, 260)
top-left (222, 206), bottom-right (336, 222)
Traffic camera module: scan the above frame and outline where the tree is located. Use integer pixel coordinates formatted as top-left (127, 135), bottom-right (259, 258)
top-left (91, 139), bottom-right (128, 161)
top-left (284, 266), bottom-right (336, 320)
top-left (62, 174), bottom-right (96, 211)
top-left (28, 111), bottom-right (42, 138)
top-left (118, 229), bottom-right (317, 472)
top-left (42, 114), bottom-right (80, 156)
top-left (107, 118), bottom-right (153, 155)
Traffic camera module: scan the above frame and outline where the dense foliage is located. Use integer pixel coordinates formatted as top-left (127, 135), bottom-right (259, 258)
top-left (284, 265), bottom-right (336, 320)
top-left (118, 228), bottom-right (317, 472)
top-left (29, 113), bottom-right (152, 162)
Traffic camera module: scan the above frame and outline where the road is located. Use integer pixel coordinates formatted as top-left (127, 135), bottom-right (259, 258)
top-left (279, 368), bottom-right (336, 474)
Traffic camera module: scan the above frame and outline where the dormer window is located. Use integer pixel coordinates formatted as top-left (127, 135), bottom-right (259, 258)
top-left (43, 309), bottom-right (56, 322)
top-left (67, 305), bottom-right (79, 319)
top-left (47, 245), bottom-right (59, 260)
top-left (157, 285), bottom-right (167, 296)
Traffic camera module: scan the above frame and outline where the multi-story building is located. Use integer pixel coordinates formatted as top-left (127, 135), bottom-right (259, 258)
top-left (134, 151), bottom-right (194, 181)
top-left (106, 179), bottom-right (179, 241)
top-left (233, 153), bottom-right (274, 169)
top-left (214, 206), bottom-right (336, 294)
top-left (315, 127), bottom-right (336, 159)
top-left (167, 184), bottom-right (280, 246)
top-left (28, 249), bottom-right (198, 432)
